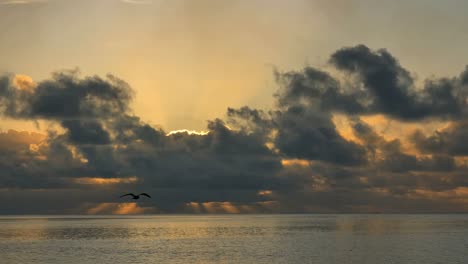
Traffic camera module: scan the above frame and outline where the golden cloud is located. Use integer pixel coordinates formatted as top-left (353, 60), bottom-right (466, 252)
top-left (73, 176), bottom-right (138, 185)
top-left (166, 129), bottom-right (209, 136)
top-left (281, 159), bottom-right (310, 167)
top-left (12, 74), bottom-right (36, 92)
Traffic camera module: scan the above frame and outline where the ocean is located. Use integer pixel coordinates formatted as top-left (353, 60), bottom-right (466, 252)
top-left (1, 214), bottom-right (467, 263)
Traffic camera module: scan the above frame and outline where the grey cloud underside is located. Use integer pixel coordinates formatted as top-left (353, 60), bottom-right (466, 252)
top-left (276, 45), bottom-right (468, 120)
top-left (1, 45), bottom-right (468, 213)
top-left (411, 121), bottom-right (468, 156)
top-left (331, 45), bottom-right (468, 120)
top-left (0, 70), bottom-right (132, 120)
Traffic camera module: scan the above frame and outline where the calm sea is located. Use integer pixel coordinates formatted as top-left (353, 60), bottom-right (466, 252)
top-left (0, 214), bottom-right (467, 263)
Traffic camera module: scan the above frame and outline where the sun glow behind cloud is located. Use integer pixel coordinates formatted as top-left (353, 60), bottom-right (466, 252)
top-left (185, 202), bottom-right (246, 214)
top-left (12, 74), bottom-right (37, 92)
top-left (3, 0), bottom-right (468, 214)
top-left (86, 202), bottom-right (155, 214)
top-left (166, 129), bottom-right (209, 136)
top-left (73, 176), bottom-right (138, 185)
top-left (281, 159), bottom-right (310, 167)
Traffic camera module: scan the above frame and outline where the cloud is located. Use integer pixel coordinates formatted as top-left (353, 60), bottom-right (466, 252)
top-left (0, 71), bottom-right (285, 212)
top-left (273, 106), bottom-right (366, 165)
top-left (0, 70), bottom-right (133, 120)
top-left (273, 45), bottom-right (468, 121)
top-left (61, 119), bottom-right (111, 145)
top-left (411, 121), bottom-right (468, 156)
top-left (2, 44), bottom-right (468, 213)
top-left (329, 45), bottom-right (468, 120)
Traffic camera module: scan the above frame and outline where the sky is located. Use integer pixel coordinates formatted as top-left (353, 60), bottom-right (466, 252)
top-left (1, 0), bottom-right (468, 214)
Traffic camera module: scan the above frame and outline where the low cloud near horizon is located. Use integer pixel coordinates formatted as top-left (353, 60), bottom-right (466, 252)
top-left (1, 44), bottom-right (468, 214)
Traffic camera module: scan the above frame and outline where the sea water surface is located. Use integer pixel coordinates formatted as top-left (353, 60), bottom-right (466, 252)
top-left (0, 214), bottom-right (467, 263)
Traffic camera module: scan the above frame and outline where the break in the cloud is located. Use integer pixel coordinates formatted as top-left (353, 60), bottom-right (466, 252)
top-left (1, 44), bottom-right (468, 214)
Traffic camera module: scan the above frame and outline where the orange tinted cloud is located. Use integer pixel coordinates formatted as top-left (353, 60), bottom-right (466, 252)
top-left (281, 159), bottom-right (309, 167)
top-left (411, 187), bottom-right (468, 201)
top-left (332, 114), bottom-right (360, 142)
top-left (73, 176), bottom-right (138, 185)
top-left (258, 190), bottom-right (272, 196)
top-left (12, 74), bottom-right (36, 92)
top-left (332, 113), bottom-right (452, 156)
top-left (0, 130), bottom-right (45, 147)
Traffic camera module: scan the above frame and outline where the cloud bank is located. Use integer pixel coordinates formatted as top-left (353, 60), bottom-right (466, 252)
top-left (1, 45), bottom-right (468, 214)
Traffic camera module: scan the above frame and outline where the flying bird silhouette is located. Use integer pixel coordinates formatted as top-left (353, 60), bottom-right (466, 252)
top-left (119, 193), bottom-right (151, 200)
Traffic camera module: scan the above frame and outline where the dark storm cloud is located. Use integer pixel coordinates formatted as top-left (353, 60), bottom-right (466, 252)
top-left (274, 45), bottom-right (468, 121)
top-left (274, 67), bottom-right (366, 114)
top-left (0, 130), bottom-right (78, 189)
top-left (114, 118), bottom-right (283, 191)
top-left (226, 106), bottom-right (274, 137)
top-left (330, 45), bottom-right (468, 120)
top-left (411, 121), bottom-right (468, 156)
top-left (273, 105), bottom-right (366, 165)
top-left (228, 78), bottom-right (368, 166)
top-left (61, 120), bottom-right (111, 145)
top-left (2, 44), bottom-right (468, 213)
top-left (330, 45), bottom-right (416, 117)
top-left (0, 70), bottom-right (133, 119)
top-left (1, 69), bottom-right (285, 211)
top-left (351, 118), bottom-right (457, 173)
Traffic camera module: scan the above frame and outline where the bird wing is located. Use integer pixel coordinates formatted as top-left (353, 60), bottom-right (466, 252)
top-left (139, 193), bottom-right (151, 198)
top-left (120, 193), bottom-right (135, 198)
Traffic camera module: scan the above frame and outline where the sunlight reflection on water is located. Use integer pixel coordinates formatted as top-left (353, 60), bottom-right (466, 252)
top-left (1, 214), bottom-right (467, 264)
